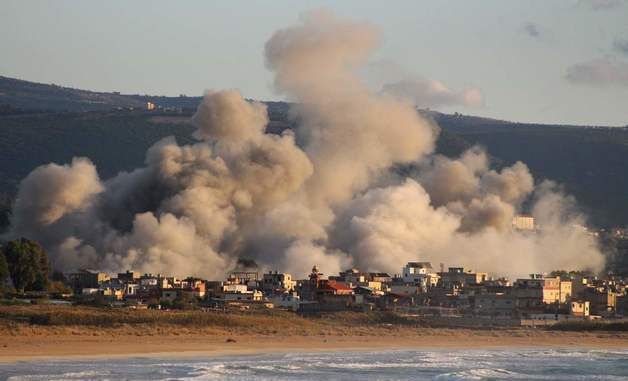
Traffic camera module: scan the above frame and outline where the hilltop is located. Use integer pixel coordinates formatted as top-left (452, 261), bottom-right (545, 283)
top-left (1, 76), bottom-right (628, 230)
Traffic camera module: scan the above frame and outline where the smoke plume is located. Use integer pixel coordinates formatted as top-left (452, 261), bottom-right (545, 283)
top-left (6, 10), bottom-right (603, 280)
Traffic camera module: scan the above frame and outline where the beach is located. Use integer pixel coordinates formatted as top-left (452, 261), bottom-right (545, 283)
top-left (2, 326), bottom-right (626, 363)
top-left (1, 306), bottom-right (626, 363)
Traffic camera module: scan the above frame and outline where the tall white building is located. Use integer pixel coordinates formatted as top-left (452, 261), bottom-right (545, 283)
top-left (402, 262), bottom-right (439, 290)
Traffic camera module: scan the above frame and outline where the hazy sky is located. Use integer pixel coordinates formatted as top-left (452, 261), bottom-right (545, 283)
top-left (2, 0), bottom-right (627, 126)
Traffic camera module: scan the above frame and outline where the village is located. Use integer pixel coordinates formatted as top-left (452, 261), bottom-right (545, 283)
top-left (56, 259), bottom-right (626, 327)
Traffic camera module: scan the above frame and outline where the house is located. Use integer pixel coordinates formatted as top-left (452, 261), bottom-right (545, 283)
top-left (559, 280), bottom-right (572, 303)
top-left (369, 272), bottom-right (392, 283)
top-left (269, 292), bottom-right (301, 311)
top-left (221, 290), bottom-right (263, 302)
top-left (390, 283), bottom-right (422, 296)
top-left (570, 300), bottom-right (590, 317)
top-left (181, 278), bottom-right (206, 298)
top-left (512, 215), bottom-right (535, 231)
top-left (124, 283), bottom-right (139, 297)
top-left (514, 275), bottom-right (561, 305)
top-left (335, 268), bottom-right (367, 284)
top-left (69, 270), bottom-right (109, 290)
top-left (228, 271), bottom-right (259, 289)
top-left (101, 287), bottom-right (124, 300)
top-left (582, 287), bottom-right (617, 315)
top-left (318, 280), bottom-right (354, 296)
top-left (474, 293), bottom-right (516, 317)
top-left (439, 267), bottom-right (487, 290)
top-left (118, 270), bottom-right (140, 283)
top-left (262, 271), bottom-right (296, 294)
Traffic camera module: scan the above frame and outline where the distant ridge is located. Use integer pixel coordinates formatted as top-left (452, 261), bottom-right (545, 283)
top-left (0, 76), bottom-right (202, 112)
top-left (1, 75), bottom-right (628, 228)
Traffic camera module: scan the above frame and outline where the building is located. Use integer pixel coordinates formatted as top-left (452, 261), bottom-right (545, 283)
top-left (439, 267), bottom-right (487, 290)
top-left (262, 271), bottom-right (295, 294)
top-left (221, 290), bottom-right (263, 302)
top-left (402, 262), bottom-right (440, 291)
top-left (298, 265), bottom-right (324, 301)
top-left (402, 262), bottom-right (434, 282)
top-left (559, 280), bottom-right (572, 303)
top-left (146, 101), bottom-right (156, 110)
top-left (368, 272), bottom-right (392, 283)
top-left (318, 280), bottom-right (354, 296)
top-left (583, 287), bottom-right (617, 314)
top-left (512, 215), bottom-right (535, 231)
top-left (69, 270), bottom-right (109, 290)
top-left (117, 270), bottom-right (140, 283)
top-left (513, 275), bottom-right (565, 314)
top-left (474, 293), bottom-right (516, 317)
top-left (227, 271), bottom-right (259, 289)
top-left (570, 300), bottom-right (590, 317)
top-left (269, 293), bottom-right (301, 311)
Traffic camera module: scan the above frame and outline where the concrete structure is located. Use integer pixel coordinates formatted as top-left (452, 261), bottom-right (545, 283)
top-left (583, 287), bottom-right (617, 314)
top-left (513, 275), bottom-right (566, 315)
top-left (221, 290), bottom-right (263, 302)
top-left (559, 280), bottom-right (572, 303)
top-left (262, 271), bottom-right (295, 294)
top-left (269, 293), bottom-right (301, 311)
top-left (570, 300), bottom-right (590, 317)
top-left (402, 262), bottom-right (439, 291)
top-left (117, 270), bottom-right (140, 283)
top-left (69, 270), bottom-right (109, 290)
top-left (512, 215), bottom-right (535, 231)
top-left (474, 293), bottom-right (516, 317)
top-left (439, 267), bottom-right (487, 290)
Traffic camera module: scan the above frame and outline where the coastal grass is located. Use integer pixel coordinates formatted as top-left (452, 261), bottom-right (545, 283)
top-left (549, 320), bottom-right (628, 332)
top-left (2, 305), bottom-right (626, 338)
top-left (0, 305), bottom-right (429, 338)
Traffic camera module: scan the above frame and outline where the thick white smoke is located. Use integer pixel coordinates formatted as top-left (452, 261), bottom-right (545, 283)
top-left (6, 10), bottom-right (604, 280)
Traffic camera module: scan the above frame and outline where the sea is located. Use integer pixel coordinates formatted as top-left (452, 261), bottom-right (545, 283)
top-left (1, 348), bottom-right (627, 380)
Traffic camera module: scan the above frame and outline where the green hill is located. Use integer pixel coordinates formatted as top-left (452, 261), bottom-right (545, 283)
top-left (1, 76), bottom-right (627, 231)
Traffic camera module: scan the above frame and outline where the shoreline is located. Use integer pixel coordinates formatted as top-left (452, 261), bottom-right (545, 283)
top-left (2, 329), bottom-right (626, 364)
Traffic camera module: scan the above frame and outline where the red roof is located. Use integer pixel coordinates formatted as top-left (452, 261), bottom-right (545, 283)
top-left (324, 281), bottom-right (353, 292)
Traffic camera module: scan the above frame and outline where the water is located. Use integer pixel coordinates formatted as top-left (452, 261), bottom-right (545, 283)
top-left (1, 348), bottom-right (627, 380)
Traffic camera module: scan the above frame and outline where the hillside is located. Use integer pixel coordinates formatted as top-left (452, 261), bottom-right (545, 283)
top-left (0, 76), bottom-right (202, 112)
top-left (0, 76), bottom-right (627, 231)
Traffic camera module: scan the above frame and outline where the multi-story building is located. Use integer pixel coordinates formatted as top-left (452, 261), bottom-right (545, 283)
top-left (68, 269), bottom-right (109, 290)
top-left (117, 270), bottom-right (140, 283)
top-left (262, 271), bottom-right (296, 294)
top-left (439, 267), bottom-right (487, 290)
top-left (402, 262), bottom-right (440, 291)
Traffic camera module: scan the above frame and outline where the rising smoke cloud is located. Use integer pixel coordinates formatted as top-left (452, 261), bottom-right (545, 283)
top-left (6, 10), bottom-right (604, 280)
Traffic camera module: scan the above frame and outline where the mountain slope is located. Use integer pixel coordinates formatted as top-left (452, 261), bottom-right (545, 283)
top-left (0, 76), bottom-right (627, 229)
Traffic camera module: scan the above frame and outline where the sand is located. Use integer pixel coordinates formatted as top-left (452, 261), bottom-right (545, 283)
top-left (1, 328), bottom-right (626, 363)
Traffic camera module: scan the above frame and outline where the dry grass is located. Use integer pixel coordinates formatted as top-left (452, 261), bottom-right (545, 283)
top-left (0, 305), bottom-right (430, 337)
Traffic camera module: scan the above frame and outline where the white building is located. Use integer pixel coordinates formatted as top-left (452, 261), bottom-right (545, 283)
top-left (402, 262), bottom-right (439, 290)
top-left (269, 292), bottom-right (301, 311)
top-left (512, 215), bottom-right (535, 231)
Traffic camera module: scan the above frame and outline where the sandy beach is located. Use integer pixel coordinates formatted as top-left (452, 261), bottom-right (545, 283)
top-left (1, 328), bottom-right (626, 363)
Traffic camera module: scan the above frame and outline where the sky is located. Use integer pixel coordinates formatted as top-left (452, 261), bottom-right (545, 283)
top-left (1, 0), bottom-right (627, 126)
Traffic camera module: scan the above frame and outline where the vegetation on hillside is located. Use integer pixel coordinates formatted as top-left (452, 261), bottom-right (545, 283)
top-left (1, 238), bottom-right (50, 293)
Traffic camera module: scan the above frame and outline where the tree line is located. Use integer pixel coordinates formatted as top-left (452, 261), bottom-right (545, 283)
top-left (0, 237), bottom-right (50, 294)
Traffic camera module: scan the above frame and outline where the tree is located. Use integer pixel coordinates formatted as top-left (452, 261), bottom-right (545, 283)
top-left (1, 238), bottom-right (50, 293)
top-left (0, 251), bottom-right (9, 294)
